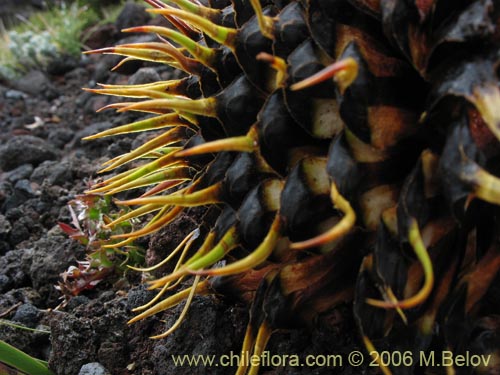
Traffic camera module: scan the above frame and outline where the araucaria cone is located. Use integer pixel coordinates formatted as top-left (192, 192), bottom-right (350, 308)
top-left (84, 1), bottom-right (500, 374)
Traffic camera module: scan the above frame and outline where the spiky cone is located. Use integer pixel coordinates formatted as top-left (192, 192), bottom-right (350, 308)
top-left (82, 0), bottom-right (500, 374)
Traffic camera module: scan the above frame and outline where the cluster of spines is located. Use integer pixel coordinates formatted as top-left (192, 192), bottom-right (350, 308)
top-left (83, 1), bottom-right (500, 374)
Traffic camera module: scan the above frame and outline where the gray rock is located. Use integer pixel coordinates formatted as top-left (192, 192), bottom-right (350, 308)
top-left (0, 287), bottom-right (42, 312)
top-left (12, 303), bottom-right (40, 328)
top-left (13, 70), bottom-right (58, 99)
top-left (106, 138), bottom-right (132, 158)
top-left (46, 54), bottom-right (79, 76)
top-left (128, 67), bottom-right (161, 85)
top-left (78, 362), bottom-right (111, 375)
top-left (151, 296), bottom-right (246, 375)
top-left (1, 180), bottom-right (37, 213)
top-left (4, 207), bottom-right (22, 221)
top-left (92, 55), bottom-right (120, 83)
top-left (31, 160), bottom-right (74, 186)
top-left (0, 250), bottom-right (30, 292)
top-left (0, 240), bottom-right (9, 255)
top-left (0, 215), bottom-right (12, 237)
top-left (115, 2), bottom-right (151, 31)
top-left (5, 90), bottom-right (27, 100)
top-left (9, 217), bottom-right (34, 245)
top-left (72, 121), bottom-right (113, 147)
top-left (4, 164), bottom-right (33, 183)
top-left (49, 312), bottom-right (98, 373)
top-left (27, 234), bottom-right (84, 304)
top-left (0, 274), bottom-right (10, 291)
top-left (49, 296), bottom-right (129, 375)
top-left (83, 23), bottom-right (118, 51)
top-left (75, 91), bottom-right (94, 109)
top-left (65, 67), bottom-right (90, 83)
top-left (14, 180), bottom-right (35, 197)
top-left (48, 128), bottom-right (74, 149)
top-left (97, 342), bottom-right (126, 373)
top-left (126, 285), bottom-right (155, 311)
top-left (0, 135), bottom-right (58, 171)
top-left (65, 295), bottom-right (90, 311)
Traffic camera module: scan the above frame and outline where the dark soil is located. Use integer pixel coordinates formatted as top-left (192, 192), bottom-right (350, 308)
top-left (0, 4), bottom-right (363, 375)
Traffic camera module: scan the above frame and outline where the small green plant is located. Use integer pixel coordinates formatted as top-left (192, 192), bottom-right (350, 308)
top-left (58, 193), bottom-right (144, 299)
top-left (0, 2), bottom-right (123, 80)
top-left (6, 29), bottom-right (59, 69)
top-left (0, 340), bottom-right (53, 375)
top-left (0, 2), bottom-right (97, 79)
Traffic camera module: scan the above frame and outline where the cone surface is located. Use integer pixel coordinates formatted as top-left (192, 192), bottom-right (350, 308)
top-left (84, 1), bottom-right (500, 373)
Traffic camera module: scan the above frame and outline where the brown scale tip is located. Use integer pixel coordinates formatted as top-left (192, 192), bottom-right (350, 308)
top-left (290, 57), bottom-right (358, 93)
top-left (256, 52), bottom-right (288, 88)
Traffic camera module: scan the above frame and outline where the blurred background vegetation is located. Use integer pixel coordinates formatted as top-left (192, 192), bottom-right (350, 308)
top-left (0, 0), bottom-right (138, 81)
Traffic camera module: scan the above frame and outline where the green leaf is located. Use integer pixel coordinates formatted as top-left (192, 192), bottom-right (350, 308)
top-left (88, 207), bottom-right (101, 221)
top-left (0, 340), bottom-right (54, 375)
